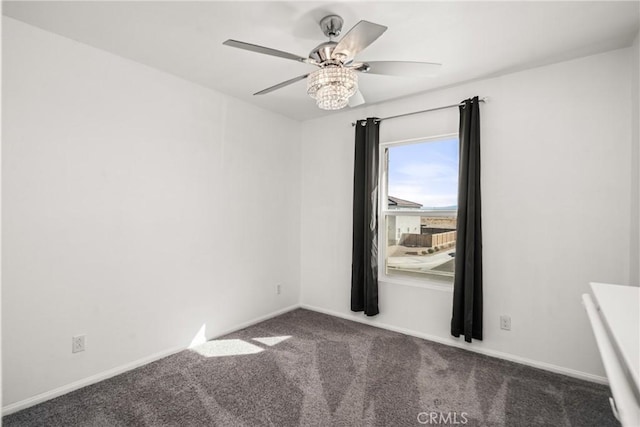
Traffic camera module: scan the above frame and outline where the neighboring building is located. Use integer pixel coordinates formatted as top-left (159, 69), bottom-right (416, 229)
top-left (387, 196), bottom-right (423, 209)
top-left (387, 196), bottom-right (422, 245)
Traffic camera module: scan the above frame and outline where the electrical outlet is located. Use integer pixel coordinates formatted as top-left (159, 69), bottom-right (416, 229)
top-left (500, 315), bottom-right (511, 331)
top-left (276, 284), bottom-right (282, 295)
top-left (72, 335), bottom-right (86, 353)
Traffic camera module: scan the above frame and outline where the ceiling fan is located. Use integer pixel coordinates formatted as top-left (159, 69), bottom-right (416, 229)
top-left (223, 15), bottom-right (441, 110)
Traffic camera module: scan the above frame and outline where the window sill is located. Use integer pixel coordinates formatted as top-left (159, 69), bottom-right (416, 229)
top-left (379, 276), bottom-right (454, 292)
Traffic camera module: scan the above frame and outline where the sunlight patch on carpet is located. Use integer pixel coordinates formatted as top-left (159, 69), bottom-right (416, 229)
top-left (252, 336), bottom-right (292, 346)
top-left (191, 339), bottom-right (264, 357)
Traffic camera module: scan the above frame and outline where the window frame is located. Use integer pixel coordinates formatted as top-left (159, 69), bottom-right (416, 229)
top-left (378, 133), bottom-right (459, 292)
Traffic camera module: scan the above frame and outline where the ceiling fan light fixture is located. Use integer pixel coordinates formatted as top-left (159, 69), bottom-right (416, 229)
top-left (306, 66), bottom-right (358, 110)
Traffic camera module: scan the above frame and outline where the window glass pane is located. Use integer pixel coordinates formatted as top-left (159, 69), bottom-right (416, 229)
top-left (387, 138), bottom-right (458, 209)
top-left (384, 137), bottom-right (459, 282)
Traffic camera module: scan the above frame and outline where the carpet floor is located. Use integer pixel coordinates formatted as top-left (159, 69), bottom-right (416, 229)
top-left (4, 309), bottom-right (617, 426)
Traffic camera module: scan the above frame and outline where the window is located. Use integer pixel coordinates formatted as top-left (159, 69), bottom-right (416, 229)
top-left (379, 134), bottom-right (459, 285)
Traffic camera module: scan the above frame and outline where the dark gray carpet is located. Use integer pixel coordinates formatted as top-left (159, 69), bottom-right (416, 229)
top-left (4, 309), bottom-right (617, 426)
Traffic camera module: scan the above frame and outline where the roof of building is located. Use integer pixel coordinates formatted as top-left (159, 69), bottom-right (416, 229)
top-left (388, 196), bottom-right (423, 208)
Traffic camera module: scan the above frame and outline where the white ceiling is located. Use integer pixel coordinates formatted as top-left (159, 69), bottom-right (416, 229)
top-left (3, 1), bottom-right (639, 121)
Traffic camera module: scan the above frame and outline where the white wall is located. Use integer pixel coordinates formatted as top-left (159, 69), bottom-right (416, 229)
top-left (631, 31), bottom-right (639, 285)
top-left (300, 46), bottom-right (634, 380)
top-left (1, 4), bottom-right (4, 422)
top-left (2, 17), bottom-right (301, 407)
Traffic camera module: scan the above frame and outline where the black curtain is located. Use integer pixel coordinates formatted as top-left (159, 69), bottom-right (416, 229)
top-left (351, 118), bottom-right (380, 316)
top-left (451, 97), bottom-right (483, 342)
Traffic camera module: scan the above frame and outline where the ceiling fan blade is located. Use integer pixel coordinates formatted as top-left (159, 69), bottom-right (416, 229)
top-left (331, 20), bottom-right (387, 63)
top-left (254, 74), bottom-right (309, 95)
top-left (349, 90), bottom-right (366, 108)
top-left (358, 61), bottom-right (442, 77)
top-left (223, 39), bottom-right (309, 63)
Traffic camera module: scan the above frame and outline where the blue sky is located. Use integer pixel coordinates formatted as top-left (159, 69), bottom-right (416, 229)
top-left (387, 137), bottom-right (459, 208)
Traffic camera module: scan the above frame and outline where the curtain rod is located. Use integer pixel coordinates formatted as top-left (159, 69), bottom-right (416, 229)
top-left (350, 97), bottom-right (488, 126)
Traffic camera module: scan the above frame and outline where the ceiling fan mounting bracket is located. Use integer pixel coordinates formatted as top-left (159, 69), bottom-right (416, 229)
top-left (319, 15), bottom-right (344, 39)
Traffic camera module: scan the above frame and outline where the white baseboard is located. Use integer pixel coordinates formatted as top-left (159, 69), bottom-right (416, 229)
top-left (211, 304), bottom-right (301, 339)
top-left (300, 303), bottom-right (609, 385)
top-left (2, 344), bottom-right (187, 417)
top-left (2, 304), bottom-right (301, 416)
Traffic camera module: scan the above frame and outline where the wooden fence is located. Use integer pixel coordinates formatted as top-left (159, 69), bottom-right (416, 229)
top-left (399, 230), bottom-right (456, 248)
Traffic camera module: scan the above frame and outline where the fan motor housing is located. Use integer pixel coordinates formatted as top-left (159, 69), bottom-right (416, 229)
top-left (309, 41), bottom-right (338, 63)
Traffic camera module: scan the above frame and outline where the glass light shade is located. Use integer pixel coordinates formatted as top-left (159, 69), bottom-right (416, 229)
top-left (307, 66), bottom-right (358, 110)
